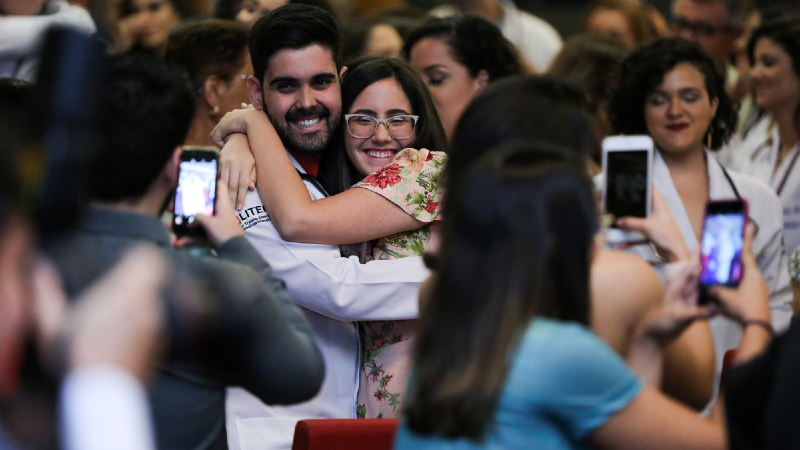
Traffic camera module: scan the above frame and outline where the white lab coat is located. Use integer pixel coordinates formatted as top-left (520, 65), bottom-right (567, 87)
top-left (636, 150), bottom-right (792, 406)
top-left (738, 126), bottom-right (800, 254)
top-left (226, 154), bottom-right (429, 450)
top-left (716, 114), bottom-right (772, 173)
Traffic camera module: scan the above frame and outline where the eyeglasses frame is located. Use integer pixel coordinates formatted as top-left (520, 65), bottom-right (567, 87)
top-left (344, 114), bottom-right (420, 139)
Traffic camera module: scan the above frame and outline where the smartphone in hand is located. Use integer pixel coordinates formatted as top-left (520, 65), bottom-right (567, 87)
top-left (698, 199), bottom-right (747, 304)
top-left (601, 135), bottom-right (654, 244)
top-left (172, 148), bottom-right (219, 238)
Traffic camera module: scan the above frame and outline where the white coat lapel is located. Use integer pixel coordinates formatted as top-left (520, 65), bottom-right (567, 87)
top-left (653, 150), bottom-right (699, 251)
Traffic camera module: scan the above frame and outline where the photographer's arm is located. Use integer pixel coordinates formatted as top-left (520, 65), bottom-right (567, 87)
top-left (215, 111), bottom-right (422, 245)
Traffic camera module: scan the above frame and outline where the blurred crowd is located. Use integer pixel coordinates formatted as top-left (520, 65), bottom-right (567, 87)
top-left (3, 0), bottom-right (800, 449)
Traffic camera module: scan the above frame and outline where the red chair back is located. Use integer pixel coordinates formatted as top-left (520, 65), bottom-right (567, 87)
top-left (291, 419), bottom-right (400, 450)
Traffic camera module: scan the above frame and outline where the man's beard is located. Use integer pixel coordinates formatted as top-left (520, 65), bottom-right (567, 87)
top-left (269, 104), bottom-right (340, 156)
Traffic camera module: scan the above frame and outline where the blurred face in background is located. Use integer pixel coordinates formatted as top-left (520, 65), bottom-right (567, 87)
top-left (751, 37), bottom-right (800, 116)
top-left (671, 0), bottom-right (739, 71)
top-left (235, 0), bottom-right (287, 28)
top-left (363, 23), bottom-right (404, 57)
top-left (125, 0), bottom-right (183, 51)
top-left (408, 37), bottom-right (487, 141)
top-left (584, 8), bottom-right (637, 48)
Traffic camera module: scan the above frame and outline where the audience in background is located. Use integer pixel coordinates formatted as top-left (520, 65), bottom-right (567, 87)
top-left (429, 0), bottom-right (562, 72)
top-left (404, 15), bottom-right (523, 141)
top-left (343, 17), bottom-right (405, 59)
top-left (211, 0), bottom-right (336, 28)
top-left (165, 19), bottom-right (253, 148)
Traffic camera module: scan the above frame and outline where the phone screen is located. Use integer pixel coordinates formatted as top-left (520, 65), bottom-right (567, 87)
top-left (699, 202), bottom-right (746, 286)
top-left (174, 156), bottom-right (217, 229)
top-left (605, 150), bottom-right (649, 225)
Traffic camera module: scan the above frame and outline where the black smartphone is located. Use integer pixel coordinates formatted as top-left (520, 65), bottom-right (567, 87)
top-left (698, 199), bottom-right (748, 303)
top-left (172, 148), bottom-right (219, 238)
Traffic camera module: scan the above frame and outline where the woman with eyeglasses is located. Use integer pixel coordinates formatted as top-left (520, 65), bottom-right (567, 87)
top-left (165, 19), bottom-right (253, 149)
top-left (610, 37), bottom-right (792, 401)
top-left (213, 56), bottom-right (448, 419)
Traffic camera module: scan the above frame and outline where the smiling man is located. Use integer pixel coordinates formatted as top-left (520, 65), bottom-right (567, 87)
top-left (224, 5), bottom-right (430, 450)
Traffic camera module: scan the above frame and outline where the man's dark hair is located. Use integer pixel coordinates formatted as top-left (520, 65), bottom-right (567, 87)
top-left (90, 52), bottom-right (195, 202)
top-left (249, 3), bottom-right (343, 85)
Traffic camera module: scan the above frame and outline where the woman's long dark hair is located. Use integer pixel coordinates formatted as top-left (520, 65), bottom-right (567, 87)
top-left (403, 142), bottom-right (597, 440)
top-left (317, 56), bottom-right (448, 195)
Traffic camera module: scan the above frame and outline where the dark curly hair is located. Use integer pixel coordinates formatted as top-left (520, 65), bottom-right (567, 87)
top-left (610, 37), bottom-right (737, 150)
top-left (403, 15), bottom-right (522, 81)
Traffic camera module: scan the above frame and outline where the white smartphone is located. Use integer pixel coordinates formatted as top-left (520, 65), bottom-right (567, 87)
top-left (601, 135), bottom-right (654, 244)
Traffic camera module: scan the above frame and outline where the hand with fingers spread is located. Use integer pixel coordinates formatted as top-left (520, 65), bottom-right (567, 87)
top-left (617, 187), bottom-right (690, 262)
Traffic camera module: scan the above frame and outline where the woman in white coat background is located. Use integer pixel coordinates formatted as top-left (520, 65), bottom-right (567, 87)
top-left (740, 18), bottom-right (800, 255)
top-left (609, 37), bottom-right (793, 405)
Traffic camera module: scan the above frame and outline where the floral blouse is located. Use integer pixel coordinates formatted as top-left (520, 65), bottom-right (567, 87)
top-left (352, 148), bottom-right (446, 419)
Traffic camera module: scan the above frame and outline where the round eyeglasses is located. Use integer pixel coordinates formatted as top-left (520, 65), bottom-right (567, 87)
top-left (344, 114), bottom-right (419, 139)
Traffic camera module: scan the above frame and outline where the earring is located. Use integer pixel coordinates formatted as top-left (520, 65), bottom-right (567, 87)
top-left (209, 105), bottom-right (220, 117)
top-left (706, 124), bottom-right (713, 149)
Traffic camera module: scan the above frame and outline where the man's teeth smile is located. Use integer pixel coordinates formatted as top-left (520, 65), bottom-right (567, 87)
top-left (294, 117), bottom-right (321, 128)
top-left (366, 149), bottom-right (396, 158)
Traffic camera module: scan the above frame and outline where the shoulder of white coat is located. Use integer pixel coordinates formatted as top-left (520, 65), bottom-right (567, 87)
top-left (727, 169), bottom-right (782, 213)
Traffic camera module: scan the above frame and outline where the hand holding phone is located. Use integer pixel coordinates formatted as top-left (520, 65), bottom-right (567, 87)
top-left (698, 199), bottom-right (748, 304)
top-left (601, 135), bottom-right (654, 244)
top-left (172, 148), bottom-right (219, 239)
top-left (704, 222), bottom-right (770, 327)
